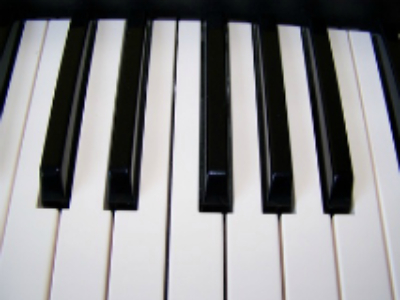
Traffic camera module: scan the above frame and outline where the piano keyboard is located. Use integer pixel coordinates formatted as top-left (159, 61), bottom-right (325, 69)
top-left (0, 19), bottom-right (399, 300)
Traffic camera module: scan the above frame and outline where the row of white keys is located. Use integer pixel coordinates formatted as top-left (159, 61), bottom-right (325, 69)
top-left (347, 31), bottom-right (400, 298)
top-left (329, 29), bottom-right (393, 300)
top-left (279, 26), bottom-right (339, 300)
top-left (108, 20), bottom-right (176, 300)
top-left (167, 21), bottom-right (224, 300)
top-left (0, 21), bottom-right (68, 300)
top-left (0, 21), bottom-right (47, 247)
top-left (1, 21), bottom-right (397, 300)
top-left (49, 20), bottom-right (125, 300)
top-left (227, 23), bottom-right (282, 300)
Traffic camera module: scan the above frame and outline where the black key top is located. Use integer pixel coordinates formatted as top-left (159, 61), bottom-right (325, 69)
top-left (0, 23), bottom-right (10, 51)
top-left (253, 24), bottom-right (293, 213)
top-left (372, 30), bottom-right (400, 167)
top-left (40, 20), bottom-right (97, 208)
top-left (0, 20), bottom-right (24, 116)
top-left (199, 20), bottom-right (233, 213)
top-left (106, 19), bottom-right (152, 210)
top-left (302, 27), bottom-right (353, 214)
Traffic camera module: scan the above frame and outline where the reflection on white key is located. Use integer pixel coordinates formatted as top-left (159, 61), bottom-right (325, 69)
top-left (279, 26), bottom-right (339, 300)
top-left (226, 23), bottom-right (282, 300)
top-left (345, 30), bottom-right (397, 299)
top-left (108, 21), bottom-right (176, 300)
top-left (167, 21), bottom-right (224, 300)
top-left (0, 21), bottom-right (46, 247)
top-left (49, 21), bottom-right (125, 300)
top-left (0, 21), bottom-right (67, 300)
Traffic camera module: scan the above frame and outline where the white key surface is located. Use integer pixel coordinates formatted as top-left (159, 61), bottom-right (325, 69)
top-left (226, 22), bottom-right (282, 300)
top-left (0, 21), bottom-right (47, 247)
top-left (0, 21), bottom-right (67, 300)
top-left (108, 20), bottom-right (176, 300)
top-left (279, 26), bottom-right (339, 300)
top-left (346, 30), bottom-right (398, 299)
top-left (49, 20), bottom-right (125, 300)
top-left (167, 21), bottom-right (224, 300)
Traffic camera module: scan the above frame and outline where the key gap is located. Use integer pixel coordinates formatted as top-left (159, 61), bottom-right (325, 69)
top-left (163, 20), bottom-right (179, 300)
top-left (223, 213), bottom-right (227, 300)
top-left (104, 211), bottom-right (115, 300)
top-left (278, 214), bottom-right (286, 300)
top-left (47, 209), bottom-right (62, 300)
top-left (330, 216), bottom-right (343, 300)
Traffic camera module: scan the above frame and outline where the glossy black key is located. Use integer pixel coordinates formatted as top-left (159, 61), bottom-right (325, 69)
top-left (0, 20), bottom-right (24, 116)
top-left (199, 20), bottom-right (233, 213)
top-left (302, 27), bottom-right (353, 213)
top-left (40, 20), bottom-right (97, 208)
top-left (372, 30), bottom-right (400, 167)
top-left (253, 24), bottom-right (293, 213)
top-left (106, 19), bottom-right (152, 210)
top-left (0, 23), bottom-right (10, 50)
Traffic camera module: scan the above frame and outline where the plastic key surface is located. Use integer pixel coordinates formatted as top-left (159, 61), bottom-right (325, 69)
top-left (49, 21), bottom-right (125, 300)
top-left (200, 20), bottom-right (233, 213)
top-left (372, 30), bottom-right (400, 167)
top-left (227, 22), bottom-right (282, 300)
top-left (167, 21), bottom-right (224, 300)
top-left (302, 27), bottom-right (353, 214)
top-left (329, 29), bottom-right (393, 300)
top-left (253, 23), bottom-right (293, 213)
top-left (0, 21), bottom-right (41, 247)
top-left (0, 21), bottom-right (24, 116)
top-left (0, 21), bottom-right (67, 300)
top-left (348, 30), bottom-right (400, 300)
top-left (279, 25), bottom-right (339, 300)
top-left (108, 21), bottom-right (176, 300)
top-left (107, 19), bottom-right (151, 210)
top-left (40, 19), bottom-right (97, 208)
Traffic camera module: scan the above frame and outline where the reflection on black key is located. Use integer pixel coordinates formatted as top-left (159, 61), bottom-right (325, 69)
top-left (40, 20), bottom-right (97, 208)
top-left (199, 20), bottom-right (233, 213)
top-left (0, 21), bottom-right (24, 116)
top-left (372, 30), bottom-right (400, 167)
top-left (106, 19), bottom-right (152, 210)
top-left (253, 24), bottom-right (293, 213)
top-left (302, 27), bottom-right (353, 214)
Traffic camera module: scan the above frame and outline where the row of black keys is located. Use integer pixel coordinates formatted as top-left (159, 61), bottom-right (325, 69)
top-left (1, 19), bottom-right (399, 214)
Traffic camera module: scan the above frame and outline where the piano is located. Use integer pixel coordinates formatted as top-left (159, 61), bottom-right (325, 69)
top-left (0, 0), bottom-right (399, 299)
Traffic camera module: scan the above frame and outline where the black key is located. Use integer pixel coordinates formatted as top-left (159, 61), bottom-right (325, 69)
top-left (253, 24), bottom-right (293, 213)
top-left (40, 20), bottom-right (97, 208)
top-left (0, 20), bottom-right (24, 116)
top-left (302, 27), bottom-right (353, 214)
top-left (0, 23), bottom-right (10, 50)
top-left (106, 19), bottom-right (152, 210)
top-left (199, 20), bottom-right (233, 213)
top-left (372, 30), bottom-right (400, 167)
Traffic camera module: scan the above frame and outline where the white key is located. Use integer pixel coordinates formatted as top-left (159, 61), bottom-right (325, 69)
top-left (167, 21), bottom-right (224, 300)
top-left (49, 20), bottom-right (125, 300)
top-left (108, 20), bottom-right (176, 300)
top-left (344, 30), bottom-right (397, 299)
top-left (0, 21), bottom-right (47, 247)
top-left (226, 23), bottom-right (282, 300)
top-left (0, 21), bottom-right (68, 300)
top-left (279, 26), bottom-right (339, 300)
